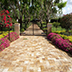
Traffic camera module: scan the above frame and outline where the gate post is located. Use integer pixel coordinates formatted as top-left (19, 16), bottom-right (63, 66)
top-left (47, 23), bottom-right (52, 34)
top-left (14, 23), bottom-right (20, 35)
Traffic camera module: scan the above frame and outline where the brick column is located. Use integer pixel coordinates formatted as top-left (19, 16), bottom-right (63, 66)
top-left (14, 23), bottom-right (20, 35)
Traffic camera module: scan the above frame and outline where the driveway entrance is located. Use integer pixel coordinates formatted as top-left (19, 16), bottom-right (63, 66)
top-left (21, 24), bottom-right (46, 36)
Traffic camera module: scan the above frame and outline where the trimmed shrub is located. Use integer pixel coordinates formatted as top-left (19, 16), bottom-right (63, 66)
top-left (0, 32), bottom-right (19, 52)
top-left (0, 38), bottom-right (10, 52)
top-left (53, 31), bottom-right (72, 43)
top-left (47, 33), bottom-right (72, 54)
top-left (4, 32), bottom-right (19, 42)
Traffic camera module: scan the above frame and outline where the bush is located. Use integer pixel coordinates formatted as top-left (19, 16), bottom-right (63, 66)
top-left (52, 22), bottom-right (60, 31)
top-left (0, 35), bottom-right (5, 39)
top-left (0, 32), bottom-right (19, 52)
top-left (59, 34), bottom-right (72, 43)
top-left (60, 13), bottom-right (72, 31)
top-left (4, 32), bottom-right (19, 42)
top-left (53, 31), bottom-right (72, 42)
top-left (0, 9), bottom-right (12, 28)
top-left (0, 38), bottom-right (10, 52)
top-left (20, 28), bottom-right (24, 32)
top-left (0, 31), bottom-right (13, 39)
top-left (47, 33), bottom-right (72, 54)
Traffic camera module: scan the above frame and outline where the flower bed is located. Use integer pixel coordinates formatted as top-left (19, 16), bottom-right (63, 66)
top-left (47, 33), bottom-right (72, 54)
top-left (53, 31), bottom-right (72, 42)
top-left (4, 32), bottom-right (19, 42)
top-left (0, 32), bottom-right (19, 52)
top-left (0, 31), bottom-right (13, 39)
top-left (0, 38), bottom-right (10, 52)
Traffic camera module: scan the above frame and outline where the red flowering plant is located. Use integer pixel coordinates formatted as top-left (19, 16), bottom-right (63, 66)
top-left (0, 37), bottom-right (10, 52)
top-left (4, 32), bottom-right (19, 42)
top-left (0, 9), bottom-right (12, 30)
top-left (60, 13), bottom-right (72, 32)
top-left (47, 33), bottom-right (72, 54)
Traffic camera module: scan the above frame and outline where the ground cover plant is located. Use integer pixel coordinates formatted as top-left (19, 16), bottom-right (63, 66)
top-left (53, 31), bottom-right (72, 42)
top-left (47, 33), bottom-right (72, 54)
top-left (0, 32), bottom-right (19, 52)
top-left (0, 37), bottom-right (10, 52)
top-left (4, 32), bottom-right (19, 42)
top-left (0, 31), bottom-right (13, 39)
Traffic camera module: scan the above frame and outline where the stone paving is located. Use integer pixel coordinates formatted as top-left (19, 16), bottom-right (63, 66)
top-left (0, 24), bottom-right (72, 72)
top-left (21, 24), bottom-right (46, 36)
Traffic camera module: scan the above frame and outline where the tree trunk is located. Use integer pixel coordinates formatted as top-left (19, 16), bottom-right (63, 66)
top-left (56, 27), bottom-right (57, 31)
top-left (40, 19), bottom-right (42, 29)
top-left (18, 16), bottom-right (22, 28)
top-left (46, 19), bottom-right (49, 35)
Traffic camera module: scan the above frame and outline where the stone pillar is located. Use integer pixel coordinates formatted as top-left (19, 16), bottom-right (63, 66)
top-left (14, 23), bottom-right (20, 35)
top-left (47, 23), bottom-right (52, 34)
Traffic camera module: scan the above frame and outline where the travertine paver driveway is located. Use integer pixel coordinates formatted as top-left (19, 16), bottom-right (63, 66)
top-left (0, 24), bottom-right (72, 72)
top-left (21, 24), bottom-right (46, 36)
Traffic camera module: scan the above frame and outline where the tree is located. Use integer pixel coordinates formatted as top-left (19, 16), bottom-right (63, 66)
top-left (60, 13), bottom-right (72, 32)
top-left (0, 0), bottom-right (31, 28)
top-left (57, 1), bottom-right (67, 17)
top-left (36, 0), bottom-right (67, 34)
top-left (0, 0), bottom-right (67, 34)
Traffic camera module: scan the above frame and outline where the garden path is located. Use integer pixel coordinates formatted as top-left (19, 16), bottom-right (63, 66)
top-left (0, 24), bottom-right (72, 72)
top-left (21, 24), bottom-right (46, 36)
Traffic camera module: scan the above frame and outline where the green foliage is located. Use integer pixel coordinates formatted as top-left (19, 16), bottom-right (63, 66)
top-left (12, 19), bottom-right (18, 24)
top-left (52, 25), bottom-right (66, 32)
top-left (52, 7), bottom-right (57, 13)
top-left (0, 31), bottom-right (13, 39)
top-left (53, 22), bottom-right (60, 28)
top-left (1, 0), bottom-right (67, 32)
top-left (53, 31), bottom-right (72, 42)
top-left (60, 13), bottom-right (72, 31)
top-left (54, 0), bottom-right (60, 4)
top-left (0, 35), bottom-right (5, 39)
top-left (57, 2), bottom-right (67, 9)
top-left (68, 36), bottom-right (72, 42)
top-left (1, 27), bottom-right (10, 31)
top-left (59, 34), bottom-right (72, 42)
top-left (70, 25), bottom-right (72, 29)
top-left (20, 28), bottom-right (24, 32)
top-left (11, 24), bottom-right (14, 31)
top-left (53, 31), bottom-right (65, 34)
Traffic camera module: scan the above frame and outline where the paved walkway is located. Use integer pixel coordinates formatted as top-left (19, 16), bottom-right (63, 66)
top-left (21, 24), bottom-right (46, 36)
top-left (0, 24), bottom-right (72, 72)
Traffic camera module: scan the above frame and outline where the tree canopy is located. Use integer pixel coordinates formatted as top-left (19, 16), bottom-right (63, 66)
top-left (0, 0), bottom-right (67, 29)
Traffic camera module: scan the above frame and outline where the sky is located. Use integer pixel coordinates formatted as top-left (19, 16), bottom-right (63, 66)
top-left (62, 0), bottom-right (72, 15)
